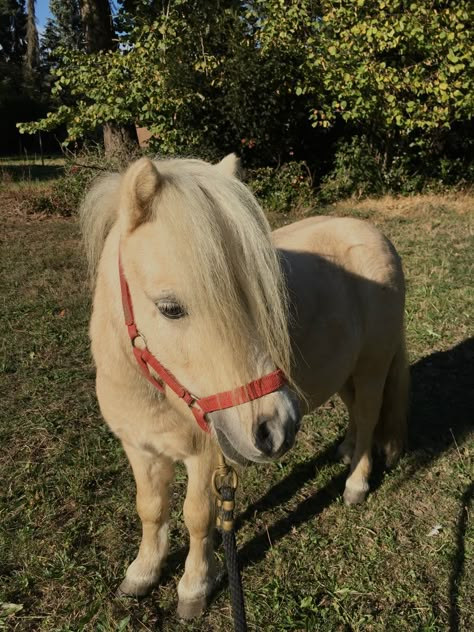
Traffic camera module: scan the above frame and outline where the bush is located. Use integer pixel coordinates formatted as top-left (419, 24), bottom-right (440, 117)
top-left (318, 136), bottom-right (385, 203)
top-left (318, 132), bottom-right (474, 203)
top-left (248, 161), bottom-right (314, 213)
top-left (33, 168), bottom-right (96, 216)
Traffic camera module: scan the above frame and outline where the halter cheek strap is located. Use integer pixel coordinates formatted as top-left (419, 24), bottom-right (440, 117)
top-left (118, 254), bottom-right (287, 433)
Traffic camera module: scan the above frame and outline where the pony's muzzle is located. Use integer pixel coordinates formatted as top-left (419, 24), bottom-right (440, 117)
top-left (253, 411), bottom-right (300, 459)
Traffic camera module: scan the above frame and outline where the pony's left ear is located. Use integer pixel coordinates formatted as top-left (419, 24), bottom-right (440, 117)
top-left (216, 153), bottom-right (242, 179)
top-left (120, 157), bottom-right (162, 233)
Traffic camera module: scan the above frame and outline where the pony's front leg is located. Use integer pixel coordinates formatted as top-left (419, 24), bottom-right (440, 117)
top-left (177, 453), bottom-right (218, 619)
top-left (118, 443), bottom-right (174, 597)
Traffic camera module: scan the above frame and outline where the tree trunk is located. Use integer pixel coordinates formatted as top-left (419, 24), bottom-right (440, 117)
top-left (25, 0), bottom-right (39, 79)
top-left (79, 0), bottom-right (138, 158)
top-left (103, 121), bottom-right (139, 159)
top-left (79, 0), bottom-right (114, 53)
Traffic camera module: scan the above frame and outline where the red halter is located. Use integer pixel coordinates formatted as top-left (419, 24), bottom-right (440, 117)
top-left (118, 255), bottom-right (287, 432)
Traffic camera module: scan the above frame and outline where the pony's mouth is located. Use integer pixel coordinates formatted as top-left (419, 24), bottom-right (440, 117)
top-left (213, 425), bottom-right (277, 465)
top-left (214, 427), bottom-right (251, 465)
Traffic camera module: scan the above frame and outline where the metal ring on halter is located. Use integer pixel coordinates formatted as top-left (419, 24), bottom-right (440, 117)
top-left (131, 331), bottom-right (147, 349)
top-left (212, 466), bottom-right (239, 500)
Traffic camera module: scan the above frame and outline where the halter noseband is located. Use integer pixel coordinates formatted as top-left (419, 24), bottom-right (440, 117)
top-left (119, 254), bottom-right (287, 433)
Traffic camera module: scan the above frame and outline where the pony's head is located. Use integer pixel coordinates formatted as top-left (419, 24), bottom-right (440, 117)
top-left (84, 155), bottom-right (300, 463)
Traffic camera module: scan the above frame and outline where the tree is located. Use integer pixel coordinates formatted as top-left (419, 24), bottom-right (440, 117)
top-left (79, 0), bottom-right (113, 52)
top-left (25, 0), bottom-right (39, 79)
top-left (0, 0), bottom-right (26, 64)
top-left (18, 0), bottom-right (474, 179)
top-left (27, 0), bottom-right (138, 157)
top-left (0, 0), bottom-right (26, 94)
top-left (41, 0), bottom-right (83, 59)
top-left (1, 0), bottom-right (49, 155)
top-left (257, 0), bottom-right (474, 169)
top-left (79, 0), bottom-right (138, 155)
top-left (19, 0), bottom-right (315, 163)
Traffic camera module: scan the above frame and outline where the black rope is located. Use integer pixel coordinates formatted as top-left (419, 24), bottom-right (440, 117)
top-left (219, 484), bottom-right (248, 632)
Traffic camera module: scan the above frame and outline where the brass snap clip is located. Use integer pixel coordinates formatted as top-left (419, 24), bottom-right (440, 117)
top-left (212, 453), bottom-right (238, 531)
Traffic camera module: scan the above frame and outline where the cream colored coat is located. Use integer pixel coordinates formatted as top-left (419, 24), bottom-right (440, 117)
top-left (81, 156), bottom-right (408, 619)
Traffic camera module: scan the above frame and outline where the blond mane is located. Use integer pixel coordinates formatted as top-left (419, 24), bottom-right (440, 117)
top-left (79, 171), bottom-right (121, 283)
top-left (80, 158), bottom-right (292, 382)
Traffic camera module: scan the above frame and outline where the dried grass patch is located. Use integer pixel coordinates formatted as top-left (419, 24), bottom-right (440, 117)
top-left (331, 191), bottom-right (474, 218)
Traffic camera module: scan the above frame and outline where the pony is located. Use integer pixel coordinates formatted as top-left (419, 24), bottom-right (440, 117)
top-left (80, 154), bottom-right (408, 618)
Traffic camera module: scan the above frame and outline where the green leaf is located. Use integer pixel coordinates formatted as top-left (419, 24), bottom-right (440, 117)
top-left (447, 50), bottom-right (459, 63)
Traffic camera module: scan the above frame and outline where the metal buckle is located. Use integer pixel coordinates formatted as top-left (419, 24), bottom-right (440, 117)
top-left (212, 455), bottom-right (239, 499)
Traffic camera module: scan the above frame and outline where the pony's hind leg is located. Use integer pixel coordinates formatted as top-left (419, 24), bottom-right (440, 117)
top-left (117, 444), bottom-right (174, 597)
top-left (343, 370), bottom-right (386, 505)
top-left (337, 378), bottom-right (356, 465)
top-left (177, 452), bottom-right (218, 619)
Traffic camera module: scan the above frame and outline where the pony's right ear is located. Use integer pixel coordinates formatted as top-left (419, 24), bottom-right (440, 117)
top-left (120, 157), bottom-right (161, 233)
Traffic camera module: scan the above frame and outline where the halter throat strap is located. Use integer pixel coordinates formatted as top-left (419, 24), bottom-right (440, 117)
top-left (118, 254), bottom-right (287, 433)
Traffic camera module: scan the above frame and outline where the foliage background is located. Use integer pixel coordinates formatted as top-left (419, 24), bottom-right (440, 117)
top-left (3, 0), bottom-right (474, 196)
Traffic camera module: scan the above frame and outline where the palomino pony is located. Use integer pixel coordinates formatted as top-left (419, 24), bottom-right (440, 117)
top-left (80, 154), bottom-right (408, 618)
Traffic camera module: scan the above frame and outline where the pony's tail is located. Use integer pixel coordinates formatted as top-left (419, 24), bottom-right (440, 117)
top-left (375, 334), bottom-right (410, 467)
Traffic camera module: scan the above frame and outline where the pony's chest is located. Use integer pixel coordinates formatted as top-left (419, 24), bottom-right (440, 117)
top-left (96, 370), bottom-right (204, 460)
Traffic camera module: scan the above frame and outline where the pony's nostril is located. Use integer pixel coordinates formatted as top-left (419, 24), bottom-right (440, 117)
top-left (254, 419), bottom-right (275, 456)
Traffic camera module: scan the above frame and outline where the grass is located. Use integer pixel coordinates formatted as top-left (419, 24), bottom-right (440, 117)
top-left (0, 183), bottom-right (472, 631)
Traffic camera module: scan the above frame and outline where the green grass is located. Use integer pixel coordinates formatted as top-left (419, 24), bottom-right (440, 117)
top-left (0, 190), bottom-right (472, 631)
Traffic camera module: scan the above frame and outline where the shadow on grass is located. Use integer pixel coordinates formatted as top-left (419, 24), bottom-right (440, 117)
top-left (449, 481), bottom-right (473, 632)
top-left (409, 337), bottom-right (474, 454)
top-left (234, 337), bottom-right (473, 558)
top-left (236, 439), bottom-right (341, 533)
top-left (0, 163), bottom-right (64, 182)
top-left (407, 338), bottom-right (474, 632)
top-left (408, 339), bottom-right (474, 631)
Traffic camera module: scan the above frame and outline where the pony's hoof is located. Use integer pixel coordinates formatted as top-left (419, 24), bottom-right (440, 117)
top-left (343, 485), bottom-right (368, 505)
top-left (177, 596), bottom-right (207, 620)
top-left (116, 577), bottom-right (154, 599)
top-left (339, 452), bottom-right (352, 466)
top-left (337, 443), bottom-right (353, 465)
top-left (384, 442), bottom-right (403, 469)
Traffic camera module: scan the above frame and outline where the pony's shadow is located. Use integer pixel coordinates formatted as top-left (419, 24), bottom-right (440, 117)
top-left (162, 337), bottom-right (473, 626)
top-left (409, 338), bottom-right (474, 632)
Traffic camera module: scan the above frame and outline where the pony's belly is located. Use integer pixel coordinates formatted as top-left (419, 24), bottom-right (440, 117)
top-left (292, 332), bottom-right (358, 411)
top-left (285, 262), bottom-right (363, 409)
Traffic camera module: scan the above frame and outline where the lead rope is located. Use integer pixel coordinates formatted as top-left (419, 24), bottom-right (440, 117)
top-left (212, 453), bottom-right (248, 632)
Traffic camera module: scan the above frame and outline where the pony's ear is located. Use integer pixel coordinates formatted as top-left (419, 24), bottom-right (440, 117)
top-left (216, 153), bottom-right (242, 179)
top-left (120, 157), bottom-right (161, 233)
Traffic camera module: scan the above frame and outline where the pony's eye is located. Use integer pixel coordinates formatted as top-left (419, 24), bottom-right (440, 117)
top-left (157, 300), bottom-right (187, 320)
